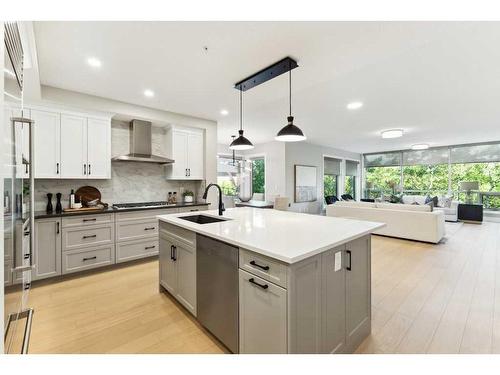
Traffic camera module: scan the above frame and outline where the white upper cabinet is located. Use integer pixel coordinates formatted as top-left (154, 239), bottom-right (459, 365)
top-left (32, 109), bottom-right (61, 178)
top-left (28, 106), bottom-right (111, 179)
top-left (165, 126), bottom-right (204, 180)
top-left (60, 114), bottom-right (87, 178)
top-left (87, 118), bottom-right (111, 179)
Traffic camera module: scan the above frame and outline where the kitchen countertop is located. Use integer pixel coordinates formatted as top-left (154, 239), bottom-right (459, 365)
top-left (34, 202), bottom-right (210, 219)
top-left (157, 207), bottom-right (385, 264)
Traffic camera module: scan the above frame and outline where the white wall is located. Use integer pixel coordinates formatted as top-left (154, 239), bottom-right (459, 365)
top-left (37, 86), bottom-right (218, 206)
top-left (284, 142), bottom-right (361, 214)
top-left (1, 21), bottom-right (5, 354)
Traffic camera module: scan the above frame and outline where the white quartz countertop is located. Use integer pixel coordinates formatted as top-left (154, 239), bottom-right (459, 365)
top-left (157, 207), bottom-right (385, 264)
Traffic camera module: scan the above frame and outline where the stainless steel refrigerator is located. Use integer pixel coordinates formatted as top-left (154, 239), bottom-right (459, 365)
top-left (3, 21), bottom-right (35, 354)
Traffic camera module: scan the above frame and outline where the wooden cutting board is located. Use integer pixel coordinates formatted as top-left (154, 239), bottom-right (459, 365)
top-left (63, 207), bottom-right (105, 212)
top-left (75, 186), bottom-right (101, 205)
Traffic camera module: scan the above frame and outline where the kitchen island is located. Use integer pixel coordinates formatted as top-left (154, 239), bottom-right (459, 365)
top-left (157, 207), bottom-right (384, 354)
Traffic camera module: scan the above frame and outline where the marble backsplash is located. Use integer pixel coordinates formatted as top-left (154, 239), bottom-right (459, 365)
top-left (34, 120), bottom-right (204, 211)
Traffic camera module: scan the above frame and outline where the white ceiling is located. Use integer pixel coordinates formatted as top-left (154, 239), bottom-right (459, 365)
top-left (34, 21), bottom-right (500, 153)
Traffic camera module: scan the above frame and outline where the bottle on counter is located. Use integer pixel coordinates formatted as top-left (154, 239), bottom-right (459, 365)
top-left (69, 189), bottom-right (75, 209)
top-left (167, 192), bottom-right (172, 204)
top-left (55, 193), bottom-right (62, 213)
top-left (46, 193), bottom-right (53, 213)
top-left (172, 192), bottom-right (177, 204)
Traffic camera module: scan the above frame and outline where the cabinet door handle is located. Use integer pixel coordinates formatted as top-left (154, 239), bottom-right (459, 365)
top-left (82, 256), bottom-right (97, 261)
top-left (145, 245), bottom-right (156, 250)
top-left (83, 218), bottom-right (97, 222)
top-left (173, 245), bottom-right (177, 261)
top-left (82, 234), bottom-right (97, 239)
top-left (346, 250), bottom-right (352, 271)
top-left (56, 222), bottom-right (60, 234)
top-left (83, 164), bottom-right (87, 175)
top-left (144, 227), bottom-right (155, 231)
top-left (25, 164), bottom-right (28, 174)
top-left (56, 162), bottom-right (59, 174)
top-left (248, 278), bottom-right (269, 290)
top-left (88, 164), bottom-right (91, 175)
top-left (185, 168), bottom-right (188, 177)
top-left (170, 245), bottom-right (174, 260)
top-left (249, 260), bottom-right (270, 271)
top-left (188, 168), bottom-right (191, 176)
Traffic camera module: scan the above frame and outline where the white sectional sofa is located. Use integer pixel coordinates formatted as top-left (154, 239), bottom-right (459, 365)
top-left (326, 201), bottom-right (445, 243)
top-left (402, 195), bottom-right (459, 222)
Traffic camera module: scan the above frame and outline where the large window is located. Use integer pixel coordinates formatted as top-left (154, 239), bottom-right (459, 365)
top-left (363, 152), bottom-right (401, 198)
top-left (402, 148), bottom-right (449, 196)
top-left (363, 142), bottom-right (500, 210)
top-left (324, 157), bottom-right (341, 200)
top-left (251, 157), bottom-right (265, 200)
top-left (217, 155), bottom-right (239, 196)
top-left (345, 160), bottom-right (359, 199)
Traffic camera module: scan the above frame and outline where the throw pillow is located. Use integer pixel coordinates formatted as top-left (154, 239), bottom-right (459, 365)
top-left (442, 196), bottom-right (452, 208)
top-left (424, 195), bottom-right (432, 204)
top-left (432, 196), bottom-right (439, 207)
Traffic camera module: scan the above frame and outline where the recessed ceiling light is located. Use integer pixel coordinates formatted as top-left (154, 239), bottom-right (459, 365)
top-left (220, 109), bottom-right (229, 116)
top-left (144, 89), bottom-right (155, 98)
top-left (347, 101), bottom-right (363, 110)
top-left (381, 129), bottom-right (404, 139)
top-left (411, 143), bottom-right (429, 150)
top-left (4, 68), bottom-right (16, 78)
top-left (87, 57), bottom-right (102, 68)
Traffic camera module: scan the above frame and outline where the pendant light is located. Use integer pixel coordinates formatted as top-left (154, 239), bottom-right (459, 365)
top-left (275, 63), bottom-right (306, 142)
top-left (230, 89), bottom-right (254, 150)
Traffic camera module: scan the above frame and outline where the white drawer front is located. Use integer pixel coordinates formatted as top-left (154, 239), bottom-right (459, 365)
top-left (240, 248), bottom-right (288, 289)
top-left (116, 219), bottom-right (158, 242)
top-left (116, 208), bottom-right (178, 222)
top-left (62, 224), bottom-right (114, 251)
top-left (62, 214), bottom-right (114, 228)
top-left (177, 205), bottom-right (208, 213)
top-left (159, 222), bottom-right (196, 249)
top-left (62, 245), bottom-right (115, 274)
top-left (116, 239), bottom-right (159, 263)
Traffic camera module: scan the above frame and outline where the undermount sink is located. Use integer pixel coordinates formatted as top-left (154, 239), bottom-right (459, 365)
top-left (178, 214), bottom-right (229, 224)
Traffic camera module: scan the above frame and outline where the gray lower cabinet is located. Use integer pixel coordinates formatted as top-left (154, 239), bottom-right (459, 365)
top-left (159, 224), bottom-right (197, 316)
top-left (322, 246), bottom-right (346, 353)
top-left (62, 244), bottom-right (115, 274)
top-left (33, 218), bottom-right (62, 280)
top-left (239, 270), bottom-right (287, 353)
top-left (345, 235), bottom-right (371, 352)
top-left (239, 235), bottom-right (371, 354)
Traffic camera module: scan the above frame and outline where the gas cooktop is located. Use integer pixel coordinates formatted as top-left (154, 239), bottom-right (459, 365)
top-left (112, 201), bottom-right (176, 209)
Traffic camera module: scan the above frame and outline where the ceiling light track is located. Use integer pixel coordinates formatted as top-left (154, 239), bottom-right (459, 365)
top-left (230, 56), bottom-right (305, 147)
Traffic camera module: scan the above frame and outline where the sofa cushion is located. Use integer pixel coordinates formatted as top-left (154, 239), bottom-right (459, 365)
top-left (376, 202), bottom-right (432, 212)
top-left (402, 195), bottom-right (428, 205)
top-left (335, 201), bottom-right (376, 208)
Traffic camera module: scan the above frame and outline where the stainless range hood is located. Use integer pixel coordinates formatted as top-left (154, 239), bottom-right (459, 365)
top-left (112, 119), bottom-right (174, 164)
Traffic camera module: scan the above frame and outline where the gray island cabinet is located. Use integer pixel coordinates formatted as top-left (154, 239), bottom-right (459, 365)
top-left (157, 207), bottom-right (383, 354)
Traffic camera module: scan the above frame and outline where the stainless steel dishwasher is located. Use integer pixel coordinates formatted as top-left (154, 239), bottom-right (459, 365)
top-left (197, 234), bottom-right (239, 353)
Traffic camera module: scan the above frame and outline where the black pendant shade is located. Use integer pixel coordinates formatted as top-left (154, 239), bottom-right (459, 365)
top-left (275, 63), bottom-right (306, 142)
top-left (229, 89), bottom-right (254, 150)
top-left (230, 129), bottom-right (254, 151)
top-left (275, 116), bottom-right (306, 142)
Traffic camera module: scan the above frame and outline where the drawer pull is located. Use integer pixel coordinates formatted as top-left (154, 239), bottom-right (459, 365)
top-left (346, 250), bottom-right (352, 271)
top-left (83, 218), bottom-right (97, 222)
top-left (250, 260), bottom-right (270, 271)
top-left (145, 245), bottom-right (156, 250)
top-left (144, 227), bottom-right (156, 231)
top-left (249, 278), bottom-right (268, 290)
top-left (82, 256), bottom-right (97, 261)
top-left (82, 234), bottom-right (97, 239)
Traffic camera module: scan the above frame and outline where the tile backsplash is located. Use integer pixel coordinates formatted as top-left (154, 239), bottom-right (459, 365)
top-left (34, 120), bottom-right (204, 211)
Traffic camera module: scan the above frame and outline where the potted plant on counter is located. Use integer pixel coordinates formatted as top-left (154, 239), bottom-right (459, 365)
top-left (183, 190), bottom-right (194, 203)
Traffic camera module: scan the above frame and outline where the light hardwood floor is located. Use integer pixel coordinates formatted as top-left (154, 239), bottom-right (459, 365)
top-left (18, 221), bottom-right (500, 354)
